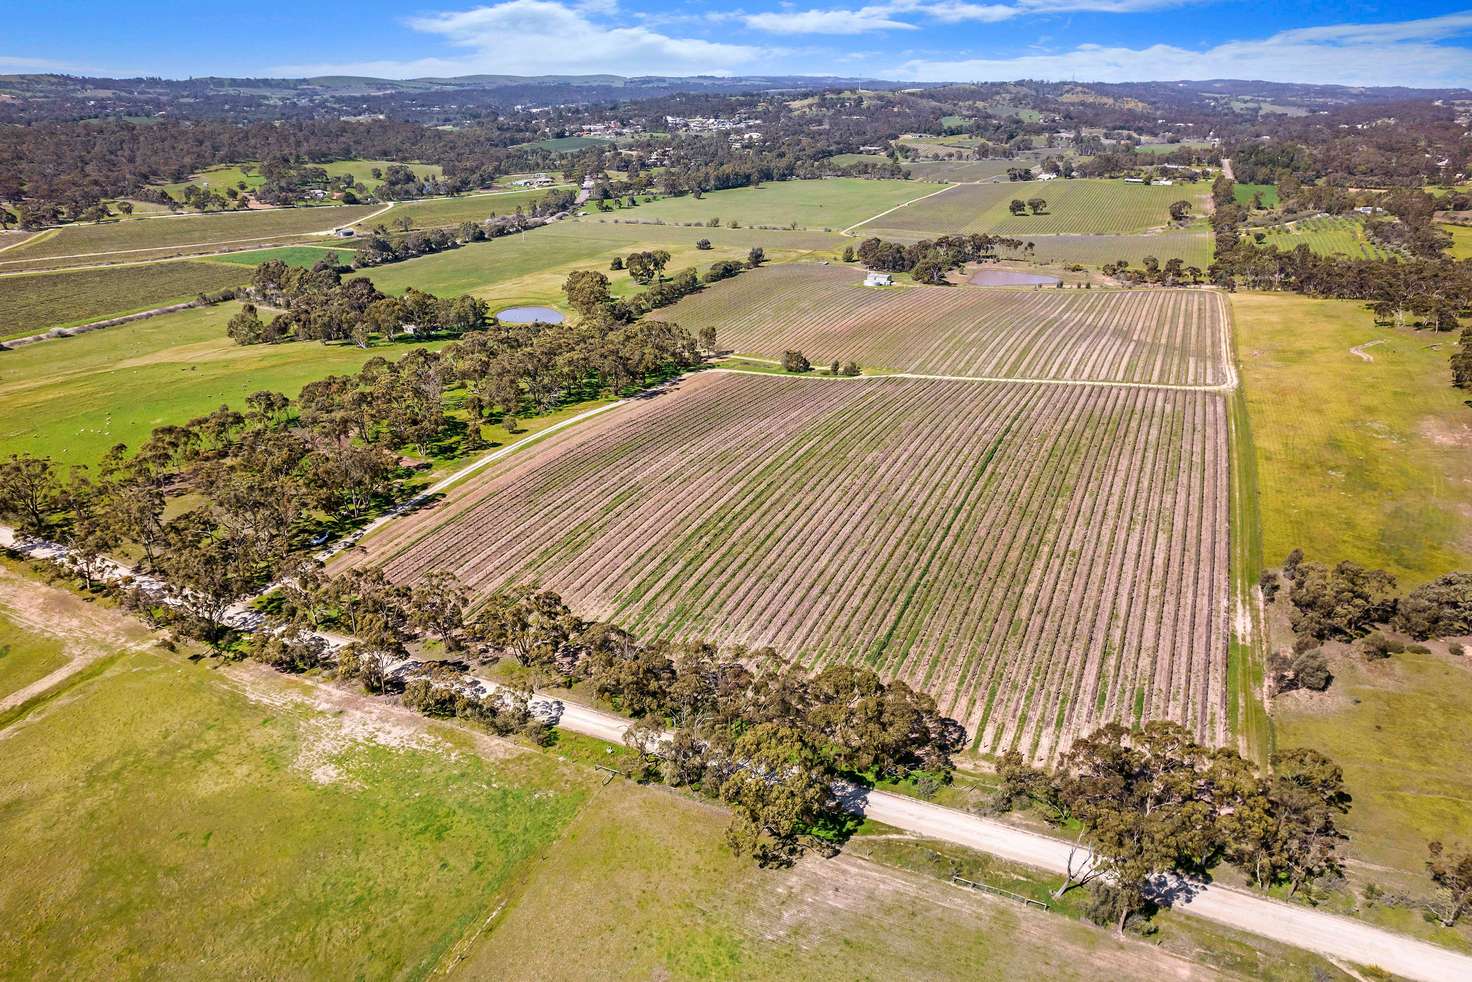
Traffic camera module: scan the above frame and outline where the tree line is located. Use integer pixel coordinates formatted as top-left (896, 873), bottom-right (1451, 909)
top-left (853, 233), bottom-right (1032, 284)
top-left (995, 722), bottom-right (1351, 932)
top-left (1, 311), bottom-right (702, 646)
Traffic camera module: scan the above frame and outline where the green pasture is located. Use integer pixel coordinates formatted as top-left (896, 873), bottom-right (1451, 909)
top-left (318, 158), bottom-right (442, 192)
top-left (0, 303), bottom-right (442, 466)
top-left (204, 245), bottom-right (351, 268)
top-left (523, 136), bottom-right (612, 153)
top-left (159, 163), bottom-right (264, 197)
top-left (356, 189), bottom-right (564, 232)
top-left (1233, 291), bottom-right (1472, 585)
top-left (1, 261), bottom-right (248, 339)
top-left (1232, 183), bottom-right (1279, 208)
top-left (598, 178), bottom-right (946, 232)
top-left (355, 221), bottom-right (839, 310)
top-left (0, 641), bottom-right (592, 978)
top-left (1443, 223), bottom-right (1472, 259)
top-left (1275, 645), bottom-right (1472, 923)
top-left (0, 613), bottom-right (68, 703)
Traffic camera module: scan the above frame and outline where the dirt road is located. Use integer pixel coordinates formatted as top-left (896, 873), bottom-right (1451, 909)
top-left (5, 504), bottom-right (1471, 979)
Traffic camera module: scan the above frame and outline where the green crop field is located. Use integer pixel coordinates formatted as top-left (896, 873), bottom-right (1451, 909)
top-left (598, 178), bottom-right (946, 231)
top-left (0, 205), bottom-right (379, 270)
top-left (1249, 215), bottom-right (1391, 259)
top-left (0, 302), bottom-right (443, 466)
top-left (0, 628), bottom-right (592, 977)
top-left (357, 189), bottom-right (565, 232)
top-left (1233, 292), bottom-right (1472, 585)
top-left (858, 178), bottom-right (1209, 237)
top-left (354, 221), bottom-right (839, 310)
top-left (1232, 183), bottom-right (1279, 208)
top-left (0, 261), bottom-right (248, 339)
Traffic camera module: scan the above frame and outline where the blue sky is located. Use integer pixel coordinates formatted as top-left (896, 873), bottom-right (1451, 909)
top-left (5, 2), bottom-right (1471, 87)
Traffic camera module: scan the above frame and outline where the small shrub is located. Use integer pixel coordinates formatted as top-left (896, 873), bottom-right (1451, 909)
top-left (1361, 631), bottom-right (1404, 660)
top-left (1450, 641), bottom-right (1465, 656)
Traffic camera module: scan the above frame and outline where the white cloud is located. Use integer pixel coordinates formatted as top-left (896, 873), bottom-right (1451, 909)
top-left (896, 10), bottom-right (1472, 87)
top-left (740, 0), bottom-right (1202, 35)
top-left (890, 1), bottom-right (1020, 24)
top-left (275, 0), bottom-right (765, 78)
top-left (744, 7), bottom-right (919, 34)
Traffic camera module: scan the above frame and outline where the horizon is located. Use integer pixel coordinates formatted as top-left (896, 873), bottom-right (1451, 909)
top-left (4, 2), bottom-right (1471, 88)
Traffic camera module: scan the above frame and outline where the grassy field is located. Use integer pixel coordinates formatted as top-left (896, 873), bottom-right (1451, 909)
top-left (859, 178), bottom-right (1209, 237)
top-left (1249, 216), bottom-right (1392, 260)
top-left (204, 244), bottom-right (351, 267)
top-left (0, 205), bottom-right (378, 269)
top-left (160, 159), bottom-right (443, 196)
top-left (1274, 645), bottom-right (1472, 907)
top-left (459, 778), bottom-right (1235, 981)
top-left (319, 158), bottom-right (442, 192)
top-left (356, 189), bottom-right (565, 232)
top-left (159, 163), bottom-right (264, 196)
top-left (0, 261), bottom-right (248, 339)
top-left (1233, 292), bottom-right (1472, 585)
top-left (524, 136), bottom-right (611, 153)
top-left (0, 611), bottom-right (68, 702)
top-left (0, 302), bottom-right (443, 466)
top-left (1444, 222), bottom-right (1472, 259)
top-left (600, 178), bottom-right (946, 231)
top-left (1233, 183), bottom-right (1280, 208)
top-left (355, 222), bottom-right (839, 310)
top-left (0, 634), bottom-right (593, 978)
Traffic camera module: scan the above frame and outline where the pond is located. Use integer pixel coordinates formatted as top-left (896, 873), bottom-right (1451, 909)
top-left (968, 268), bottom-right (1062, 287)
top-left (496, 305), bottom-right (566, 324)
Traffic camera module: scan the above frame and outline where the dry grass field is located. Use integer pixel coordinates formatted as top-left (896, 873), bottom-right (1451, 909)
top-left (653, 264), bottom-right (1229, 384)
top-left (349, 371), bottom-right (1229, 761)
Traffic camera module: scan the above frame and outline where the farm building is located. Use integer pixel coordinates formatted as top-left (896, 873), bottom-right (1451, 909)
top-left (865, 272), bottom-right (893, 286)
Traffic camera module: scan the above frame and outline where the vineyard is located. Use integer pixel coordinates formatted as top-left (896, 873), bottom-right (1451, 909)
top-left (351, 371), bottom-right (1230, 762)
top-left (0, 205), bottom-right (380, 271)
top-left (1251, 216), bottom-right (1394, 260)
top-left (653, 264), bottom-right (1229, 384)
top-left (1010, 232), bottom-right (1213, 269)
top-left (856, 178), bottom-right (1208, 238)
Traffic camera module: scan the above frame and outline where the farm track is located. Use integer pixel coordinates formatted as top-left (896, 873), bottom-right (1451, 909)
top-left (344, 371), bottom-right (1229, 762)
top-left (655, 264), bottom-right (1230, 386)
